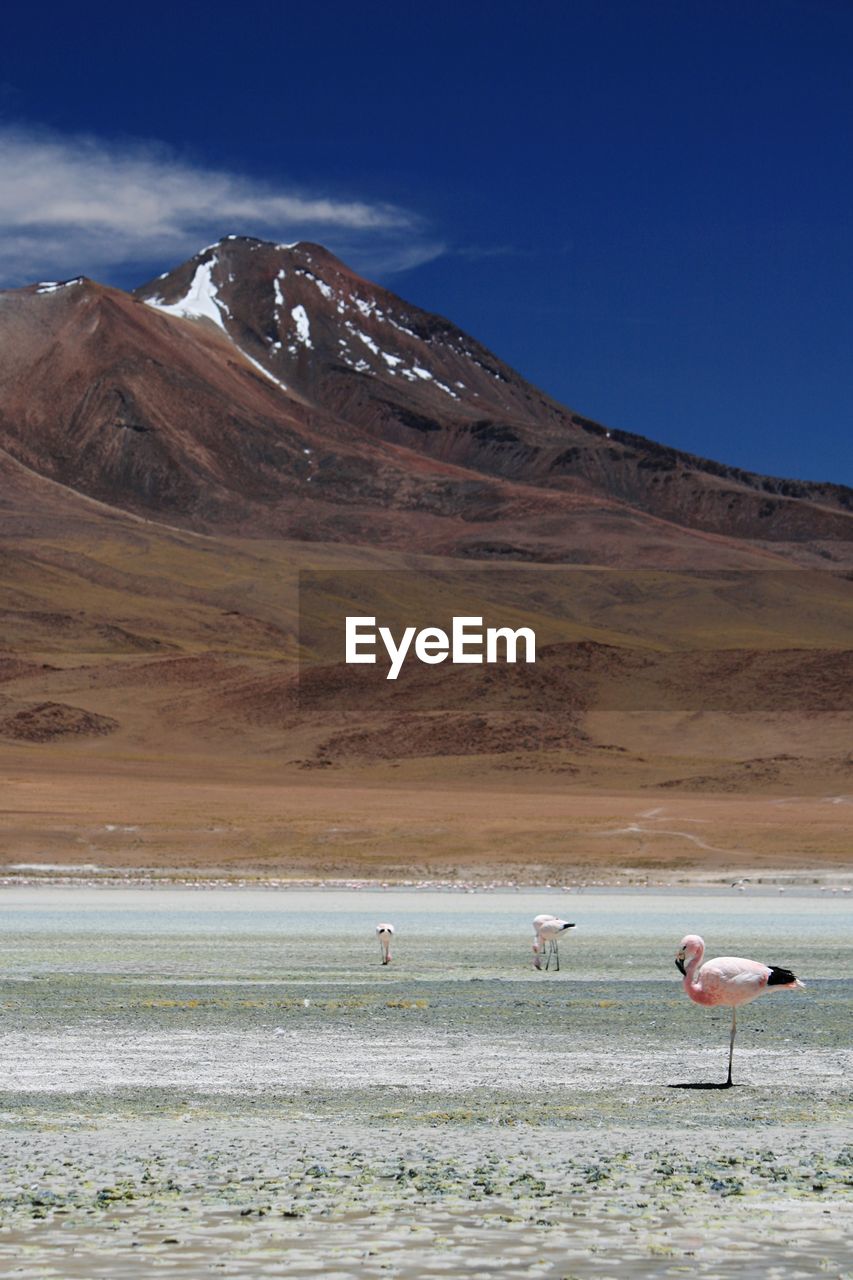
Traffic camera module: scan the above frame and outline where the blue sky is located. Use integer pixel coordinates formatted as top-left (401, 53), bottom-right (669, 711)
top-left (1, 0), bottom-right (851, 483)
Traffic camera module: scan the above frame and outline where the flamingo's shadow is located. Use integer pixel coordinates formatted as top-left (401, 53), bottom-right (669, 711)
top-left (668, 1082), bottom-right (736, 1090)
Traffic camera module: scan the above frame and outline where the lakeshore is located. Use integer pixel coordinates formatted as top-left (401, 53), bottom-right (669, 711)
top-left (0, 885), bottom-right (849, 1277)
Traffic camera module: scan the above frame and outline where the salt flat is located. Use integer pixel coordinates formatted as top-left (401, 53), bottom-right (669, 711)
top-left (0, 886), bottom-right (850, 1277)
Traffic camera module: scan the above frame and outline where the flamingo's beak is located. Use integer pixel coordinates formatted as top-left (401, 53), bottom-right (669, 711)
top-left (675, 953), bottom-right (686, 975)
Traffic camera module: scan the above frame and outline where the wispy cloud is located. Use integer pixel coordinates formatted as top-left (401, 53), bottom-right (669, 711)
top-left (453, 244), bottom-right (530, 261)
top-left (453, 241), bottom-right (574, 262)
top-left (0, 126), bottom-right (444, 284)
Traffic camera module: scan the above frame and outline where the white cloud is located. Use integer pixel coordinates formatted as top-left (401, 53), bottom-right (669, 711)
top-left (0, 127), bottom-right (443, 284)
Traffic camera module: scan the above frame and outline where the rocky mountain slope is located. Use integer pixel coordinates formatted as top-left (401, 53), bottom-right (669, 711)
top-left (0, 236), bottom-right (848, 566)
top-left (0, 237), bottom-right (849, 849)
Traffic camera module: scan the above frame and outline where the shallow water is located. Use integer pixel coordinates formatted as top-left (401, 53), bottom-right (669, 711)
top-left (0, 886), bottom-right (850, 1277)
top-left (1, 885), bottom-right (849, 980)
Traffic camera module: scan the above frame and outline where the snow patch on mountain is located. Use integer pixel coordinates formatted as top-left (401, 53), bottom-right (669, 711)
top-left (36, 278), bottom-right (83, 294)
top-left (235, 346), bottom-right (290, 393)
top-left (294, 269), bottom-right (334, 301)
top-left (386, 315), bottom-right (417, 339)
top-left (146, 260), bottom-right (228, 330)
top-left (291, 305), bottom-right (312, 348)
top-left (355, 330), bottom-right (380, 357)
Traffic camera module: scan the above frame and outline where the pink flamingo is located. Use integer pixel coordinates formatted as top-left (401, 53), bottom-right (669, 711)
top-left (376, 922), bottom-right (394, 965)
top-left (532, 914), bottom-right (576, 971)
top-left (675, 934), bottom-right (804, 1086)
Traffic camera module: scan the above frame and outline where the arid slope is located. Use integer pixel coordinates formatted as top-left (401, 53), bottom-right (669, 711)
top-left (0, 240), bottom-right (850, 876)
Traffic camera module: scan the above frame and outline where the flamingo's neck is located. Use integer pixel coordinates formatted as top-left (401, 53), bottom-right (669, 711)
top-left (683, 946), bottom-right (704, 990)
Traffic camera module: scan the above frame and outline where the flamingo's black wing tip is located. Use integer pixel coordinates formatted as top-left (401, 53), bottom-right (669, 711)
top-left (767, 966), bottom-right (798, 986)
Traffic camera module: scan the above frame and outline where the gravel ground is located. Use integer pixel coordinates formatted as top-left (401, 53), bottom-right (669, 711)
top-left (0, 886), bottom-right (849, 1277)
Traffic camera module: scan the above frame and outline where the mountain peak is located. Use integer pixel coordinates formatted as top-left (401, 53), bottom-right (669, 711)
top-left (178, 235), bottom-right (354, 277)
top-left (133, 236), bottom-right (500, 411)
top-left (128, 238), bottom-right (852, 549)
top-left (14, 275), bottom-right (94, 298)
top-left (0, 237), bottom-right (847, 566)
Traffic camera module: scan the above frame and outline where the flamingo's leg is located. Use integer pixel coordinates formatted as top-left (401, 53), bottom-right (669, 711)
top-left (554, 942), bottom-right (560, 972)
top-left (726, 1007), bottom-right (736, 1087)
top-left (544, 942), bottom-right (551, 971)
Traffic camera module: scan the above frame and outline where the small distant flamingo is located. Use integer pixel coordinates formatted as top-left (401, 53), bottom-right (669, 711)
top-left (675, 934), bottom-right (804, 1086)
top-left (532, 914), bottom-right (576, 971)
top-left (376, 922), bottom-right (394, 965)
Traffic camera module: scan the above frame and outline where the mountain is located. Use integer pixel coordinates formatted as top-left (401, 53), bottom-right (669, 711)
top-left (0, 235), bottom-right (849, 566)
top-left (0, 237), bottom-right (850, 880)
